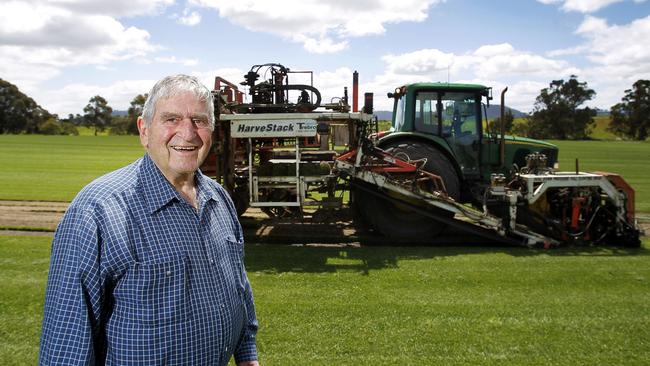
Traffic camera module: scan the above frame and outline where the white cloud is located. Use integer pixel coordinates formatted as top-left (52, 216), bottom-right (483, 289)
top-left (0, 1), bottom-right (163, 98)
top-left (383, 49), bottom-right (458, 75)
top-left (154, 56), bottom-right (200, 66)
top-left (473, 44), bottom-right (516, 57)
top-left (178, 8), bottom-right (202, 26)
top-left (576, 15), bottom-right (650, 67)
top-left (536, 0), bottom-right (643, 12)
top-left (298, 35), bottom-right (350, 54)
top-left (191, 68), bottom-right (245, 94)
top-left (312, 67), bottom-right (357, 106)
top-left (548, 15), bottom-right (650, 109)
top-left (367, 11), bottom-right (650, 113)
top-left (37, 79), bottom-right (157, 117)
top-left (48, 0), bottom-right (174, 17)
top-left (192, 0), bottom-right (443, 53)
top-left (383, 44), bottom-right (574, 80)
top-left (363, 44), bottom-right (582, 112)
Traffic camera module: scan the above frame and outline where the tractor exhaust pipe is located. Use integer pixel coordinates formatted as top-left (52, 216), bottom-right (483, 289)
top-left (352, 71), bottom-right (359, 112)
top-left (500, 87), bottom-right (508, 168)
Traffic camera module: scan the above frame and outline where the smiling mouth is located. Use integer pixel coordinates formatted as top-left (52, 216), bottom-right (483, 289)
top-left (171, 145), bottom-right (198, 152)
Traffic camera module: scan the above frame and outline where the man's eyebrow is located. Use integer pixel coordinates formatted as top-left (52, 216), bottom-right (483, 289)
top-left (189, 113), bottom-right (209, 120)
top-left (159, 111), bottom-right (182, 119)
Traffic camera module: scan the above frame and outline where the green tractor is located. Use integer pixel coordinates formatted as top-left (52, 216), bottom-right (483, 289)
top-left (355, 83), bottom-right (560, 240)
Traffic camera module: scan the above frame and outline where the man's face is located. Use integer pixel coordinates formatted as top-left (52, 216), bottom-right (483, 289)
top-left (138, 92), bottom-right (213, 183)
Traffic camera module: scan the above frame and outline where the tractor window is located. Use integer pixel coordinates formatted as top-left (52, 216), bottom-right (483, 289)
top-left (440, 92), bottom-right (478, 137)
top-left (440, 91), bottom-right (480, 176)
top-left (393, 94), bottom-right (406, 131)
top-left (414, 92), bottom-right (438, 134)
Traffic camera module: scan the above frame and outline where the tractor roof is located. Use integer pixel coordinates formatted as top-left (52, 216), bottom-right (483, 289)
top-left (401, 82), bottom-right (491, 95)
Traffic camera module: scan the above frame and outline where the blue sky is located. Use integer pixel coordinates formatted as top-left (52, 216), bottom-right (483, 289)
top-left (1, 0), bottom-right (649, 115)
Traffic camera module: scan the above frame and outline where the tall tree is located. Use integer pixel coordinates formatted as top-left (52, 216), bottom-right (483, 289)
top-left (127, 93), bottom-right (147, 134)
top-left (490, 108), bottom-right (515, 134)
top-left (608, 80), bottom-right (650, 141)
top-left (110, 93), bottom-right (147, 135)
top-left (83, 95), bottom-right (113, 136)
top-left (0, 78), bottom-right (51, 134)
top-left (525, 76), bottom-right (596, 140)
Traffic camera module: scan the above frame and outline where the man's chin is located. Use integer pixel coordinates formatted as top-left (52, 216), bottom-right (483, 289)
top-left (168, 155), bottom-right (208, 174)
top-left (169, 162), bottom-right (200, 175)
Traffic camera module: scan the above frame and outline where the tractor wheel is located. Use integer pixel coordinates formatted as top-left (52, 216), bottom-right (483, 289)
top-left (355, 140), bottom-right (460, 242)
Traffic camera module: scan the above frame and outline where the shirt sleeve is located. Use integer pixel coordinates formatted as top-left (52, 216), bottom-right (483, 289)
top-left (233, 245), bottom-right (259, 364)
top-left (39, 207), bottom-right (106, 365)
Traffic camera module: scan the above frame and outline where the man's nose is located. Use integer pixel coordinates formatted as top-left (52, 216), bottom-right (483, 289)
top-left (176, 117), bottom-right (198, 139)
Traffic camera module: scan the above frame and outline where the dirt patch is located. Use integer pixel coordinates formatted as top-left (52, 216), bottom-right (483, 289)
top-left (0, 200), bottom-right (647, 244)
top-left (0, 200), bottom-right (68, 231)
top-left (0, 201), bottom-right (366, 243)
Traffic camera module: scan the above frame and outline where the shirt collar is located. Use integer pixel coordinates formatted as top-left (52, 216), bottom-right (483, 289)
top-left (138, 154), bottom-right (219, 214)
top-left (196, 173), bottom-right (220, 206)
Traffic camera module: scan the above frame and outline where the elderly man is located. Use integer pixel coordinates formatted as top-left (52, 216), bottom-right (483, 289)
top-left (39, 75), bottom-right (259, 366)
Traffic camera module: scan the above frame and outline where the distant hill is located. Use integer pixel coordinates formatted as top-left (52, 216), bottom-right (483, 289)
top-left (375, 110), bottom-right (393, 121)
top-left (485, 105), bottom-right (527, 119)
top-left (112, 110), bottom-right (128, 117)
top-left (595, 108), bottom-right (610, 117)
top-left (374, 105), bottom-right (526, 121)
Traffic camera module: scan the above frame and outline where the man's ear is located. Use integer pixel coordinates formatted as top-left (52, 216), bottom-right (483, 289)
top-left (137, 116), bottom-right (148, 148)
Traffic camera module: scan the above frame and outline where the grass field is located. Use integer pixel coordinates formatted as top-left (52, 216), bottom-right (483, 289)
top-left (589, 116), bottom-right (620, 140)
top-left (1, 134), bottom-right (648, 212)
top-left (2, 235), bottom-right (648, 365)
top-left (0, 135), bottom-right (142, 201)
top-left (510, 116), bottom-right (623, 141)
top-left (551, 140), bottom-right (650, 212)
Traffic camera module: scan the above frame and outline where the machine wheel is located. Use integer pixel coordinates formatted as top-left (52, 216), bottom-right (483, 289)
top-left (355, 140), bottom-right (460, 242)
top-left (232, 186), bottom-right (250, 217)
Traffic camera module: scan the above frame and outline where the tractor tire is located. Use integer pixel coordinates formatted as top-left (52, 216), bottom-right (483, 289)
top-left (355, 140), bottom-right (461, 242)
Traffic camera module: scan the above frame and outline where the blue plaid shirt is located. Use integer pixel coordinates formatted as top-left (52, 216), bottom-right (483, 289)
top-left (39, 154), bottom-right (258, 365)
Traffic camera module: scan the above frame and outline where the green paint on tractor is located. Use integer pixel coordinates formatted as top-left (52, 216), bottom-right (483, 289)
top-left (379, 82), bottom-right (558, 203)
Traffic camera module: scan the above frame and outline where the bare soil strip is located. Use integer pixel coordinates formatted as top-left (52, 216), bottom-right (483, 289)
top-left (1, 200), bottom-right (647, 243)
top-left (0, 200), bottom-right (68, 231)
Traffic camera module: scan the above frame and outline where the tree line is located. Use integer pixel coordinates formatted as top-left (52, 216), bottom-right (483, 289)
top-left (0, 78), bottom-right (146, 136)
top-left (1, 76), bottom-right (649, 140)
top-left (62, 94), bottom-right (147, 136)
top-left (493, 76), bottom-right (649, 141)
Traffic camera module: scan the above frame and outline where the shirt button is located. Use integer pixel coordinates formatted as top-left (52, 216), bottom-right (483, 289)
top-left (165, 270), bottom-right (171, 276)
top-left (209, 259), bottom-right (214, 264)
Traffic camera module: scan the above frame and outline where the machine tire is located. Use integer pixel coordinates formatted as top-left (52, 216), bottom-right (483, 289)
top-left (355, 140), bottom-right (461, 242)
top-left (232, 186), bottom-right (250, 217)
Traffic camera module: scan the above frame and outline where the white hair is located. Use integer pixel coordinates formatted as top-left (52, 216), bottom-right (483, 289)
top-left (142, 74), bottom-right (215, 129)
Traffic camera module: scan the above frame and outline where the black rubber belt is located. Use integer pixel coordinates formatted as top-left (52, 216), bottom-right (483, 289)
top-left (351, 179), bottom-right (525, 246)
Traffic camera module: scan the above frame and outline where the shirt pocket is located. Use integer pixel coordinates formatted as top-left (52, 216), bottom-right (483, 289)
top-left (224, 238), bottom-right (245, 293)
top-left (126, 256), bottom-right (190, 327)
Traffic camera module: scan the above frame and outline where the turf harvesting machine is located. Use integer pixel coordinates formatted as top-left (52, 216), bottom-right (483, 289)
top-left (202, 63), bottom-right (641, 248)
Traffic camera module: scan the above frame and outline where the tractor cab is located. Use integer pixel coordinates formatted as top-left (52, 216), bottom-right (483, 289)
top-left (383, 82), bottom-right (558, 202)
top-left (387, 83), bottom-right (491, 181)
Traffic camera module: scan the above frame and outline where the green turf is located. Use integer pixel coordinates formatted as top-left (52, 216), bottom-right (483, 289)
top-left (0, 135), bottom-right (648, 212)
top-left (2, 235), bottom-right (649, 365)
top-left (76, 126), bottom-right (110, 136)
top-left (0, 236), bottom-right (50, 365)
top-left (589, 116), bottom-right (619, 140)
top-left (0, 135), bottom-right (143, 201)
top-left (551, 140), bottom-right (650, 212)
